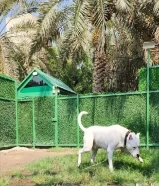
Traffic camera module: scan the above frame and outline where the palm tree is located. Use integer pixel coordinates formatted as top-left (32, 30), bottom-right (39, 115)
top-left (122, 0), bottom-right (159, 68)
top-left (29, 0), bottom-right (132, 93)
top-left (0, 0), bottom-right (42, 79)
top-left (1, 0), bottom-right (158, 91)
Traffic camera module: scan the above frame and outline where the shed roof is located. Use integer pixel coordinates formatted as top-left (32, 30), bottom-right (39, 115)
top-left (17, 69), bottom-right (76, 94)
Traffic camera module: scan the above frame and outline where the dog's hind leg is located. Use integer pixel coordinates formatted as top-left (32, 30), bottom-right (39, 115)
top-left (90, 148), bottom-right (98, 164)
top-left (78, 132), bottom-right (93, 167)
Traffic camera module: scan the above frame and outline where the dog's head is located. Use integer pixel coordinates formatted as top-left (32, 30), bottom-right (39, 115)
top-left (126, 132), bottom-right (143, 163)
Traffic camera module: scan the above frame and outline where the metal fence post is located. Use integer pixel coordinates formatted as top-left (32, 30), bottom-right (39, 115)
top-left (143, 42), bottom-right (155, 149)
top-left (55, 88), bottom-right (58, 147)
top-left (32, 98), bottom-right (36, 148)
top-left (77, 94), bottom-right (80, 147)
top-left (15, 80), bottom-right (19, 146)
top-left (146, 48), bottom-right (150, 149)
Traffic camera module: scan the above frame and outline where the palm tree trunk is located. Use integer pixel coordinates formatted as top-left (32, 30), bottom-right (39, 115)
top-left (92, 47), bottom-right (106, 93)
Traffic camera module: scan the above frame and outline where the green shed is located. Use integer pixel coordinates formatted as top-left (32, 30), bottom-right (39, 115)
top-left (17, 69), bottom-right (76, 99)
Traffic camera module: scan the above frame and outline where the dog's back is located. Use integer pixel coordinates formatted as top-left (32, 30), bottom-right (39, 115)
top-left (85, 125), bottom-right (127, 149)
top-left (78, 111), bottom-right (127, 148)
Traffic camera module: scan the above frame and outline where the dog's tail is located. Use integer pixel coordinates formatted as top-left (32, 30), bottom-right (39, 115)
top-left (78, 111), bottom-right (88, 132)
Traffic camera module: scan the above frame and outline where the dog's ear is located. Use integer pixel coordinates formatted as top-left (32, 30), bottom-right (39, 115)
top-left (129, 134), bottom-right (133, 140)
top-left (136, 133), bottom-right (140, 139)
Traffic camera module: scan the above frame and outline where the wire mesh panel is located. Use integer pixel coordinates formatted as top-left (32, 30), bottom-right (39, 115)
top-left (119, 94), bottom-right (146, 144)
top-left (138, 68), bottom-right (159, 91)
top-left (0, 75), bottom-right (16, 148)
top-left (0, 76), bottom-right (15, 99)
top-left (79, 97), bottom-right (97, 144)
top-left (34, 97), bottom-right (55, 146)
top-left (149, 92), bottom-right (159, 144)
top-left (58, 97), bottom-right (77, 145)
top-left (18, 100), bottom-right (33, 145)
top-left (80, 93), bottom-right (146, 144)
top-left (0, 100), bottom-right (16, 147)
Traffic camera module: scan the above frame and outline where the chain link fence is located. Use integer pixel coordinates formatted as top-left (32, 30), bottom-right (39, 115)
top-left (0, 75), bottom-right (17, 148)
top-left (0, 71), bottom-right (159, 148)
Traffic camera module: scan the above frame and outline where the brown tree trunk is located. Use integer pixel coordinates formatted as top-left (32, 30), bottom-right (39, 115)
top-left (92, 47), bottom-right (106, 93)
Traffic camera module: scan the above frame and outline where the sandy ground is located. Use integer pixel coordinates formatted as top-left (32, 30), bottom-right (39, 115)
top-left (0, 147), bottom-right (77, 175)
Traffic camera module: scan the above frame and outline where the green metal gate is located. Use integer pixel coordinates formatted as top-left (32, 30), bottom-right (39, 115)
top-left (17, 96), bottom-right (56, 147)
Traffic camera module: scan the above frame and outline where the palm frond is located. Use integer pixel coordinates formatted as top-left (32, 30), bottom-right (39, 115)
top-left (59, 30), bottom-right (79, 63)
top-left (154, 0), bottom-right (159, 15)
top-left (0, 0), bottom-right (41, 34)
top-left (59, 26), bottom-right (91, 66)
top-left (115, 0), bottom-right (132, 12)
top-left (91, 0), bottom-right (107, 49)
top-left (0, 0), bottom-right (17, 14)
top-left (71, 0), bottom-right (88, 38)
top-left (37, 0), bottom-right (64, 38)
top-left (30, 0), bottom-right (65, 55)
top-left (0, 0), bottom-right (17, 26)
top-left (8, 17), bottom-right (37, 32)
top-left (0, 0), bottom-right (40, 18)
top-left (25, 0), bottom-right (42, 13)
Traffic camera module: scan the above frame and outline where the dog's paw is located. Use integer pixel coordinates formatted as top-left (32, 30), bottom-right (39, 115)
top-left (90, 159), bottom-right (94, 164)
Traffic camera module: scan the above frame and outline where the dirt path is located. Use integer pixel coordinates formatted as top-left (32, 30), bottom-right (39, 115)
top-left (0, 147), bottom-right (77, 175)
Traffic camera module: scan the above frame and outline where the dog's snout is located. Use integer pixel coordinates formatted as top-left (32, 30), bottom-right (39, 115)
top-left (137, 154), bottom-right (140, 158)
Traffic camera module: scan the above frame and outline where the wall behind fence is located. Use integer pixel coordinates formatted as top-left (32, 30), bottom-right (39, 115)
top-left (0, 75), bottom-right (17, 148)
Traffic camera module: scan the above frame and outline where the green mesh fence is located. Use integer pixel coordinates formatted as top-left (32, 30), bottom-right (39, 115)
top-left (0, 100), bottom-right (16, 146)
top-left (0, 75), bottom-right (16, 148)
top-left (0, 75), bottom-right (15, 100)
top-left (78, 96), bottom-right (97, 144)
top-left (138, 68), bottom-right (159, 91)
top-left (79, 94), bottom-right (147, 144)
top-left (18, 100), bottom-right (33, 145)
top-left (15, 92), bottom-right (158, 147)
top-left (34, 97), bottom-right (55, 146)
top-left (0, 73), bottom-right (159, 148)
top-left (58, 96), bottom-right (77, 145)
top-left (149, 92), bottom-right (159, 144)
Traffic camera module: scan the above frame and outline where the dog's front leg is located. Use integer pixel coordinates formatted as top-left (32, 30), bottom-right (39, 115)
top-left (90, 148), bottom-right (98, 163)
top-left (78, 149), bottom-right (82, 167)
top-left (78, 148), bottom-right (90, 166)
top-left (107, 148), bottom-right (114, 172)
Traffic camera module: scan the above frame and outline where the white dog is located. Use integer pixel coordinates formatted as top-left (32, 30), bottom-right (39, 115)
top-left (78, 111), bottom-right (143, 172)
